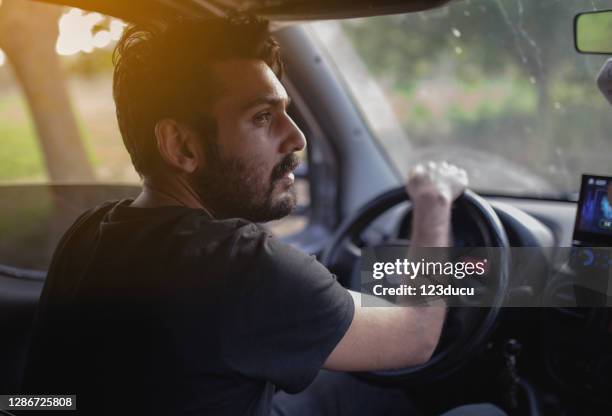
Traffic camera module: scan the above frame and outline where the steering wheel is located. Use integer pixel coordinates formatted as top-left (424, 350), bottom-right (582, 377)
top-left (320, 187), bottom-right (510, 383)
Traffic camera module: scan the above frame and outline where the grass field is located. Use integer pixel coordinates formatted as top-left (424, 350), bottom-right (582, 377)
top-left (0, 90), bottom-right (46, 182)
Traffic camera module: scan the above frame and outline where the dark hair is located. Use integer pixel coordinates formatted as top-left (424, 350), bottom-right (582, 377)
top-left (112, 15), bottom-right (283, 177)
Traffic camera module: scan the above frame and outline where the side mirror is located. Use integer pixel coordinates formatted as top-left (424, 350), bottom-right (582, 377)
top-left (575, 10), bottom-right (612, 54)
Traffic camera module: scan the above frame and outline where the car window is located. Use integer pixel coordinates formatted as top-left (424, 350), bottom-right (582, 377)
top-left (0, 9), bottom-right (134, 183)
top-left (0, 6), bottom-right (310, 252)
top-left (310, 0), bottom-right (612, 199)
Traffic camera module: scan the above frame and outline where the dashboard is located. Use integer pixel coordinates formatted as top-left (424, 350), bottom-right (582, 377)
top-left (357, 180), bottom-right (612, 407)
top-left (493, 195), bottom-right (612, 406)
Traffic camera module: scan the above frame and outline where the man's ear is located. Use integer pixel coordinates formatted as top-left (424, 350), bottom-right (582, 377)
top-left (154, 119), bottom-right (201, 174)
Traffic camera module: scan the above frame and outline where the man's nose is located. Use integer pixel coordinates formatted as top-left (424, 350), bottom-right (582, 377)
top-left (279, 113), bottom-right (306, 154)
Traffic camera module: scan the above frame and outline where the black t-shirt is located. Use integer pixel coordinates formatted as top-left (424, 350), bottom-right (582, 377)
top-left (22, 200), bottom-right (354, 415)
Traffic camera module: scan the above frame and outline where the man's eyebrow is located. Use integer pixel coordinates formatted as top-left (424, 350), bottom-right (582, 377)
top-left (241, 94), bottom-right (291, 112)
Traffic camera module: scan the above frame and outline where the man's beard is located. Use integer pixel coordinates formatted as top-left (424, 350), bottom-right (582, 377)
top-left (191, 147), bottom-right (300, 223)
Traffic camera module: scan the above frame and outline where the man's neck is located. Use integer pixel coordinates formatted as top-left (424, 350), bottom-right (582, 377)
top-left (130, 176), bottom-right (215, 218)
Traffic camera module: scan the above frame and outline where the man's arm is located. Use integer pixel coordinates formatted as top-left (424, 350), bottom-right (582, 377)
top-left (323, 161), bottom-right (467, 371)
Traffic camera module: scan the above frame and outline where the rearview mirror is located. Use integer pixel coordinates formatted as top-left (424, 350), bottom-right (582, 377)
top-left (575, 10), bottom-right (612, 54)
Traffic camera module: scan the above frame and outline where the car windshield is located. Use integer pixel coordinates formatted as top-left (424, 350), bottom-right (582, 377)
top-left (309, 0), bottom-right (612, 199)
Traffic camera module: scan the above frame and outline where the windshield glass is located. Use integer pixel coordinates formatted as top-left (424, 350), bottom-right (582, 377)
top-left (309, 0), bottom-right (612, 199)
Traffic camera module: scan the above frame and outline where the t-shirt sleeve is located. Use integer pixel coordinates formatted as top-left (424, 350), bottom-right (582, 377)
top-left (220, 224), bottom-right (355, 393)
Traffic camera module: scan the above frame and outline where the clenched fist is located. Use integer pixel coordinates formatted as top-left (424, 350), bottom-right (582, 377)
top-left (406, 161), bottom-right (468, 205)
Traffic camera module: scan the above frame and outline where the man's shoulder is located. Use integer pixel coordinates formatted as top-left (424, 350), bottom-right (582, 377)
top-left (174, 211), bottom-right (264, 244)
top-left (175, 214), bottom-right (318, 277)
top-left (175, 214), bottom-right (277, 262)
top-left (55, 199), bottom-right (122, 253)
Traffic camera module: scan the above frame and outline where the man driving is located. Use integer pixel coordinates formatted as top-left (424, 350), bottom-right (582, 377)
top-left (22, 15), bottom-right (494, 416)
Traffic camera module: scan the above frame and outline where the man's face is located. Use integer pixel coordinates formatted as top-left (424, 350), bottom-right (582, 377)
top-left (191, 59), bottom-right (306, 222)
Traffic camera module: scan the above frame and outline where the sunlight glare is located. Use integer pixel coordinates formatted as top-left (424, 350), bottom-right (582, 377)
top-left (56, 8), bottom-right (125, 56)
top-left (92, 31), bottom-right (112, 48)
top-left (110, 20), bottom-right (126, 41)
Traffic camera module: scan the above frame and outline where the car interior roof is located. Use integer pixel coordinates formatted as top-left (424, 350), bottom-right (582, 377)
top-left (33, 0), bottom-right (452, 23)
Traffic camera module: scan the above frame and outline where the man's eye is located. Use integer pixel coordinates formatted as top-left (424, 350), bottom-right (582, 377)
top-left (253, 112), bottom-right (272, 126)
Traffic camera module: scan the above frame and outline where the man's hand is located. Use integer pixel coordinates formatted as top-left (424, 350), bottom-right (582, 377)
top-left (407, 160), bottom-right (468, 205)
top-left (407, 161), bottom-right (468, 247)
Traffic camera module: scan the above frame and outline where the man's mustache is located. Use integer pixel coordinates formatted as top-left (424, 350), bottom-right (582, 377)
top-left (271, 153), bottom-right (300, 182)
